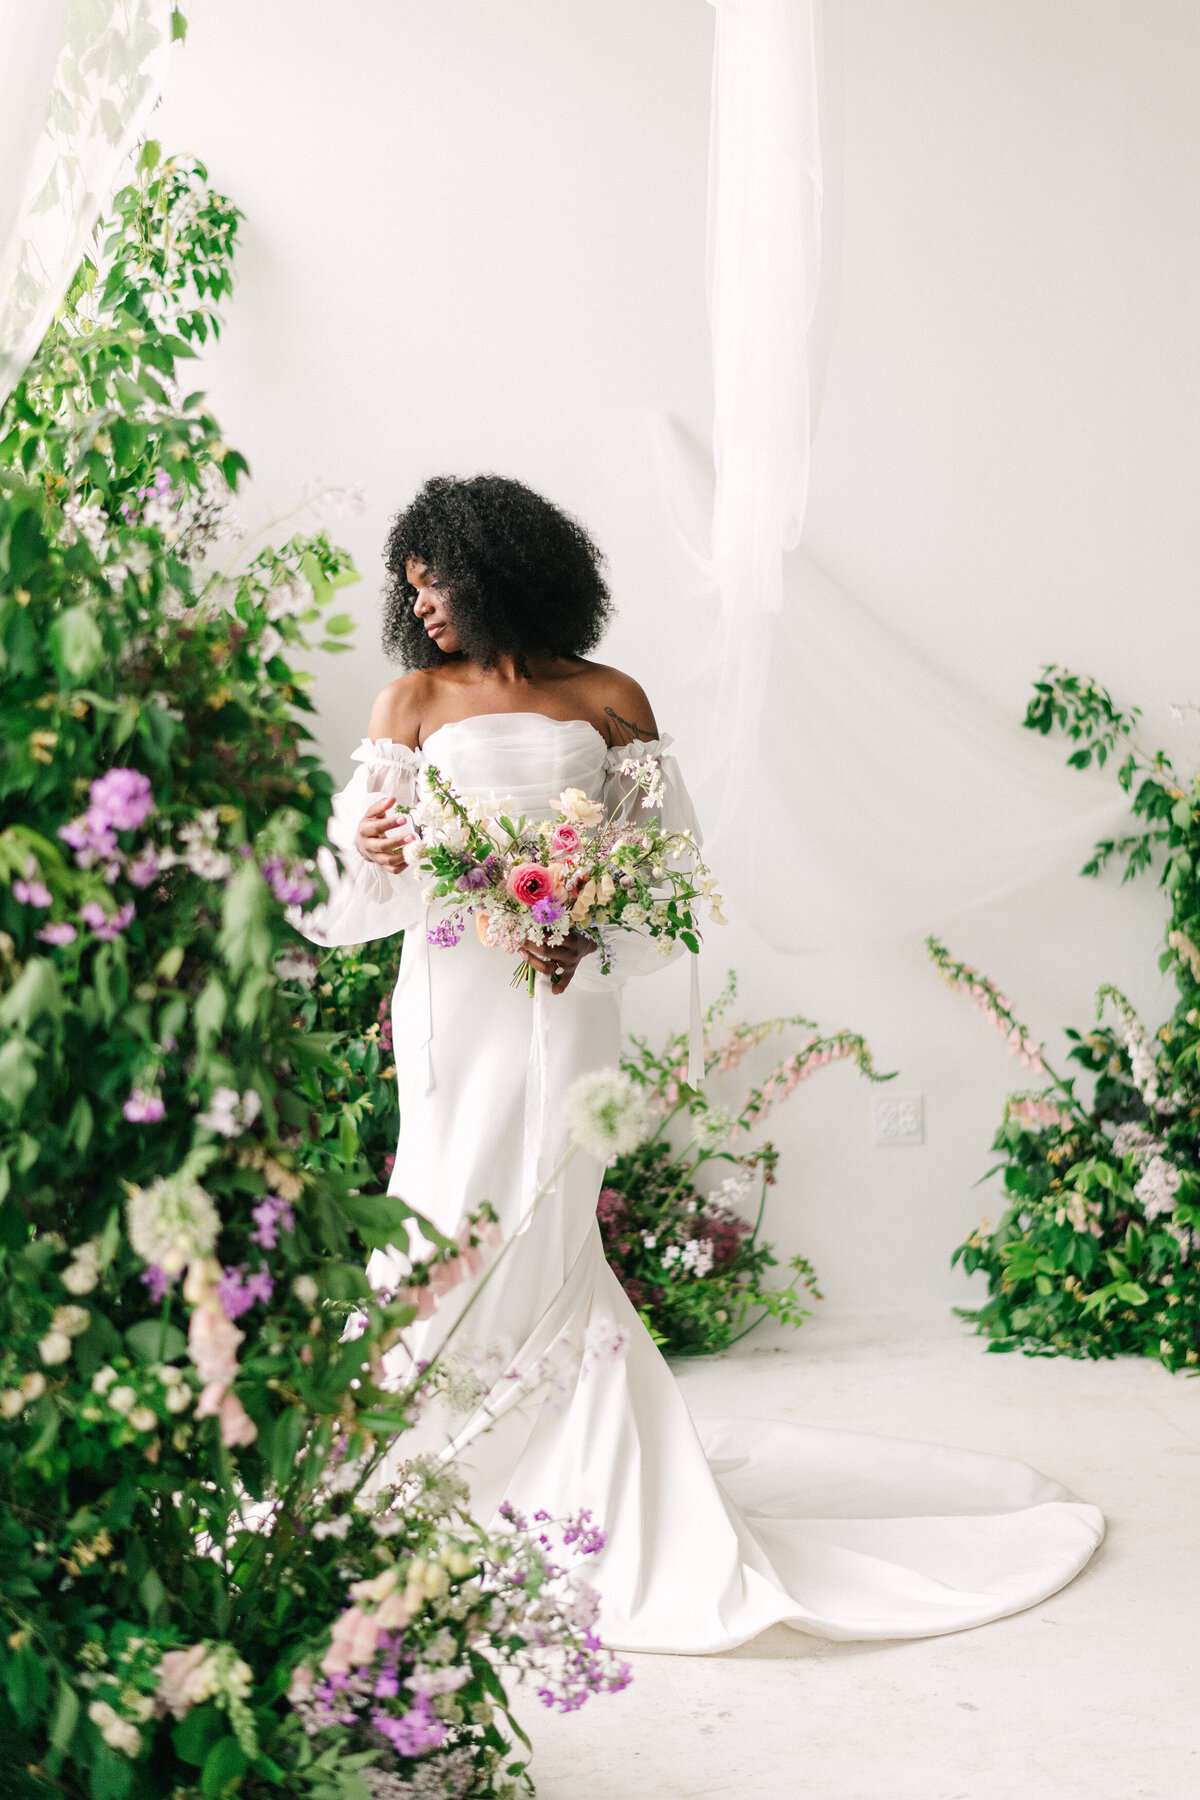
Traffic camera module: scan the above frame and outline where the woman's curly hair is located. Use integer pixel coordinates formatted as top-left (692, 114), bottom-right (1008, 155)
top-left (381, 474), bottom-right (612, 672)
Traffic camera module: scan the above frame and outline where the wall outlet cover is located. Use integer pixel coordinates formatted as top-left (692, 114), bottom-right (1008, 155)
top-left (872, 1090), bottom-right (924, 1147)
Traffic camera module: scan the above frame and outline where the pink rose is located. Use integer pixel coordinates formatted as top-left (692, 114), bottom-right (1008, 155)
top-left (550, 822), bottom-right (582, 857)
top-left (506, 862), bottom-right (555, 908)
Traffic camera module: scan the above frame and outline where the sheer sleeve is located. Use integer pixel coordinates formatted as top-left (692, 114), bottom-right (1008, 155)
top-left (570, 733), bottom-right (704, 989)
top-left (289, 738), bottom-right (427, 948)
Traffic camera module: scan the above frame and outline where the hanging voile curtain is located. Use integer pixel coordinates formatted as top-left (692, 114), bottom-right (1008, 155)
top-left (0, 0), bottom-right (173, 409)
top-left (657, 0), bottom-right (1125, 950)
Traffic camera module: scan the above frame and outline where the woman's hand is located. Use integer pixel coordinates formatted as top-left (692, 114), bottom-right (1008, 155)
top-left (355, 794), bottom-right (414, 871)
top-left (519, 929), bottom-right (598, 995)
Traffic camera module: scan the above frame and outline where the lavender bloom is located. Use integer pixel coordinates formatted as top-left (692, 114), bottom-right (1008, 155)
top-left (371, 1693), bottom-right (446, 1757)
top-left (90, 768), bottom-right (155, 831)
top-left (250, 1194), bottom-right (295, 1250)
top-left (531, 896), bottom-right (565, 925)
top-left (13, 878), bottom-right (52, 907)
top-left (58, 809), bottom-right (118, 867)
top-left (262, 857), bottom-right (316, 905)
top-left (218, 1263), bottom-right (275, 1320)
top-left (124, 1087), bottom-right (166, 1123)
top-left (80, 900), bottom-right (135, 942)
top-left (37, 921), bottom-right (77, 946)
top-left (140, 1264), bottom-right (174, 1302)
top-left (427, 913), bottom-right (465, 947)
top-left (127, 846), bottom-right (160, 888)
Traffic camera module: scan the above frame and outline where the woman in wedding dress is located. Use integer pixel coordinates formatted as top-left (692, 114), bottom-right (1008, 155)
top-left (300, 474), bottom-right (1103, 1655)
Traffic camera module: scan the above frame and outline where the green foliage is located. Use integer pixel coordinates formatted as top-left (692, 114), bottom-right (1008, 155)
top-left (601, 972), bottom-right (891, 1354)
top-left (0, 148), bottom-right (593, 1799)
top-left (948, 668), bottom-right (1200, 1370)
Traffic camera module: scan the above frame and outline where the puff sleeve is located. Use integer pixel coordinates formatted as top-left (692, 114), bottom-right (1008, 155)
top-left (290, 738), bottom-right (427, 948)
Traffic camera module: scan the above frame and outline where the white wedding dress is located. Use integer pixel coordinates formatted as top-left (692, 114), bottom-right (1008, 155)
top-left (299, 711), bottom-right (1103, 1654)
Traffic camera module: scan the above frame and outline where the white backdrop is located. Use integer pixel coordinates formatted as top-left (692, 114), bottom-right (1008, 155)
top-left (155, 0), bottom-right (1199, 1311)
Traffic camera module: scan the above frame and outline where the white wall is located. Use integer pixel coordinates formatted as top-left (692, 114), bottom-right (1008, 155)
top-left (156, 1), bottom-right (1199, 1311)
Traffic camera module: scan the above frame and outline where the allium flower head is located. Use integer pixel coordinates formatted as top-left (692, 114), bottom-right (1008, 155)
top-left (565, 1069), bottom-right (649, 1159)
top-left (126, 1171), bottom-right (221, 1276)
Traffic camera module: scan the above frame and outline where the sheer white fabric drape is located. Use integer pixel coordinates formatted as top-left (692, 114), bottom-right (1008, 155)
top-left (0, 0), bottom-right (172, 407)
top-left (657, 0), bottom-right (1127, 949)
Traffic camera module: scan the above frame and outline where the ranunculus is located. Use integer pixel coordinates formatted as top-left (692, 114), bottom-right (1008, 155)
top-left (558, 788), bottom-right (605, 827)
top-left (550, 822), bottom-right (582, 856)
top-left (506, 862), bottom-right (555, 908)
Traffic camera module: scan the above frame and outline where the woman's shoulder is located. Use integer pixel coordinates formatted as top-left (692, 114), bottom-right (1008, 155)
top-left (366, 671), bottom-right (434, 749)
top-left (570, 661), bottom-right (659, 747)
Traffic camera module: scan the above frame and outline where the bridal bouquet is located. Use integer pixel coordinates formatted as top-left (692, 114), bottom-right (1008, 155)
top-left (393, 756), bottom-right (718, 992)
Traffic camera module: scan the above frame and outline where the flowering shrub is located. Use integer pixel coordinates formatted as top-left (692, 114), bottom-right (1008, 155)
top-left (601, 973), bottom-right (891, 1354)
top-left (931, 666), bottom-right (1200, 1370)
top-left (0, 147), bottom-right (627, 1800)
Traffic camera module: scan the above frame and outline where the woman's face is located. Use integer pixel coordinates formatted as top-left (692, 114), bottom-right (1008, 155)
top-left (406, 557), bottom-right (461, 654)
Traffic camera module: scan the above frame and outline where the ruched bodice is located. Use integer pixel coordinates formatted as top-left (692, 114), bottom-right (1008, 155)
top-left (420, 713), bottom-right (610, 821)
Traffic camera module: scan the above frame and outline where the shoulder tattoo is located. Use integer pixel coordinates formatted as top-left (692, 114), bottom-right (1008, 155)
top-left (604, 704), bottom-right (656, 744)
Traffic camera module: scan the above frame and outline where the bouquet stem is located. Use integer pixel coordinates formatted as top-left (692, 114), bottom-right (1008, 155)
top-left (509, 958), bottom-right (537, 996)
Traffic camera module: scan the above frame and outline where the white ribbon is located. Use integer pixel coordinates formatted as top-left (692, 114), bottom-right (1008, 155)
top-left (519, 972), bottom-right (554, 1233)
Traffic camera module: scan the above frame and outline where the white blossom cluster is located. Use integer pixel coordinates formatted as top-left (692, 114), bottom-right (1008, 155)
top-left (661, 1238), bottom-right (715, 1279)
top-left (125, 1170), bottom-right (221, 1275)
top-left (1133, 1154), bottom-right (1183, 1222)
top-left (176, 809), bottom-right (233, 882)
top-left (196, 1085), bottom-right (262, 1138)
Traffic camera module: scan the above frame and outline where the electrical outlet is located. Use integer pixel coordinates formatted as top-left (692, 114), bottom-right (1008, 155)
top-left (871, 1090), bottom-right (924, 1147)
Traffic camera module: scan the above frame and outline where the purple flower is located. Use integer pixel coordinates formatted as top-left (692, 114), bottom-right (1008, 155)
top-left (37, 921), bottom-right (77, 946)
top-left (124, 1087), bottom-right (165, 1123)
top-left (90, 768), bottom-right (155, 832)
top-left (373, 1671), bottom-right (400, 1698)
top-left (13, 878), bottom-right (51, 907)
top-left (262, 857), bottom-right (315, 905)
top-left (371, 1694), bottom-right (446, 1757)
top-left (80, 900), bottom-right (135, 941)
top-left (427, 913), bottom-right (465, 947)
top-left (140, 1264), bottom-right (175, 1302)
top-left (456, 862), bottom-right (492, 891)
top-left (250, 1194), bottom-right (295, 1250)
top-left (127, 846), bottom-right (160, 888)
top-left (531, 896), bottom-right (565, 925)
top-left (217, 1263), bottom-right (274, 1320)
top-left (58, 809), bottom-right (117, 867)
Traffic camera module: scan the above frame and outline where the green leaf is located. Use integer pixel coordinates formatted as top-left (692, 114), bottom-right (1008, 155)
top-left (172, 9), bottom-right (189, 42)
top-left (49, 604), bottom-right (104, 678)
top-left (269, 1406), bottom-right (306, 1487)
top-left (138, 139), bottom-right (162, 173)
top-left (202, 1735), bottom-right (250, 1796)
top-left (0, 957), bottom-right (63, 1030)
top-left (324, 612), bottom-right (355, 636)
top-left (173, 1702), bottom-right (226, 1765)
top-left (1116, 1282), bottom-right (1148, 1306)
top-left (139, 1563), bottom-right (168, 1625)
top-left (195, 973), bottom-right (227, 1044)
top-left (125, 1318), bottom-right (186, 1362)
top-left (0, 1035), bottom-right (40, 1112)
top-left (49, 1675), bottom-right (80, 1752)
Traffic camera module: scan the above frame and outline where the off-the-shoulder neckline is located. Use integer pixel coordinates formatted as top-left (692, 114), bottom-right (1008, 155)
top-left (418, 711), bottom-right (606, 753)
top-left (357, 713), bottom-right (667, 761)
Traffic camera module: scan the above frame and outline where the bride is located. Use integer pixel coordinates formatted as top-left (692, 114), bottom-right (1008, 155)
top-left (299, 473), bottom-right (1103, 1654)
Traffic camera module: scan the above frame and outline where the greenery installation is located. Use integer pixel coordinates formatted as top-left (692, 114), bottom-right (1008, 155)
top-left (0, 148), bottom-right (628, 1800)
top-left (601, 973), bottom-right (892, 1355)
top-left (930, 667), bottom-right (1200, 1373)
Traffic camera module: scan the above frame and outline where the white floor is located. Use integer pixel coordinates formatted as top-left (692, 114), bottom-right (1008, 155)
top-left (510, 1310), bottom-right (1200, 1800)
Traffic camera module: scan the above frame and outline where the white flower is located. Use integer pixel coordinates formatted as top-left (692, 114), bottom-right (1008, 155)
top-left (312, 1513), bottom-right (352, 1541)
top-left (107, 1385), bottom-right (138, 1416)
top-left (1134, 1154), bottom-right (1182, 1221)
top-left (164, 1383), bottom-right (192, 1414)
top-left (557, 787), bottom-right (605, 827)
top-left (695, 1107), bottom-right (734, 1149)
top-left (0, 1389), bottom-right (24, 1418)
top-left (274, 949), bottom-right (317, 988)
top-left (62, 1238), bottom-right (101, 1295)
top-left (260, 624), bottom-right (284, 664)
top-left (38, 1331), bottom-right (71, 1366)
top-left (126, 1171), bottom-right (221, 1276)
top-left (565, 1069), bottom-right (649, 1159)
top-left (196, 1086), bottom-right (260, 1138)
top-left (264, 574), bottom-right (313, 621)
top-left (92, 1365), bottom-right (118, 1395)
top-left (19, 1372), bottom-right (46, 1403)
top-left (52, 1304), bottom-right (90, 1338)
top-left (87, 1700), bottom-right (141, 1757)
top-left (292, 1274), bottom-right (319, 1308)
top-left (129, 1406), bottom-right (158, 1433)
